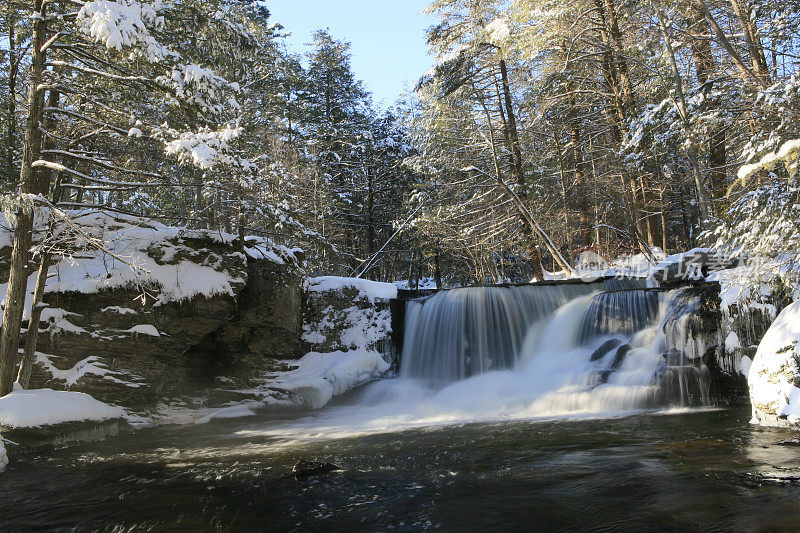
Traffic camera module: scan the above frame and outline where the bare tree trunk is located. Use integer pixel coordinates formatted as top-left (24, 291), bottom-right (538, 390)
top-left (434, 249), bottom-right (442, 289)
top-left (16, 89), bottom-right (60, 389)
top-left (17, 253), bottom-right (50, 388)
top-left (366, 166), bottom-right (376, 280)
top-left (0, 0), bottom-right (48, 396)
top-left (569, 111), bottom-right (592, 246)
top-left (728, 0), bottom-right (770, 84)
top-left (602, 0), bottom-right (634, 112)
top-left (659, 187), bottom-right (669, 254)
top-left (654, 4), bottom-right (713, 222)
top-left (687, 9), bottom-right (728, 202)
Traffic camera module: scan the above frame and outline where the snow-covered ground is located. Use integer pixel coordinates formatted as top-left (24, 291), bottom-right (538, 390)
top-left (0, 388), bottom-right (125, 429)
top-left (262, 350), bottom-right (391, 409)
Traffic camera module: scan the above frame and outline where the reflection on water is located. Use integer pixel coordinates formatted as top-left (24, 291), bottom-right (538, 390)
top-left (2, 406), bottom-right (800, 531)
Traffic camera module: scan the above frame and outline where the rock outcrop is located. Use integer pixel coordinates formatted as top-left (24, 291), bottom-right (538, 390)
top-left (302, 276), bottom-right (397, 357)
top-left (1, 212), bottom-right (304, 410)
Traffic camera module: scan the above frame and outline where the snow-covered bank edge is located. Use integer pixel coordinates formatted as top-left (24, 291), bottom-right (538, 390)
top-left (144, 350), bottom-right (393, 426)
top-left (0, 440), bottom-right (7, 473)
top-left (0, 388), bottom-right (128, 472)
top-left (151, 275), bottom-right (398, 425)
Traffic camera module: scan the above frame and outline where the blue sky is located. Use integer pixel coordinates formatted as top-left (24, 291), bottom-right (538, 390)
top-left (266, 0), bottom-right (435, 109)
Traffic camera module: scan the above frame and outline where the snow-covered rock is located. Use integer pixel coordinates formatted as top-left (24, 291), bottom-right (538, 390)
top-left (303, 276), bottom-right (396, 354)
top-left (749, 300), bottom-right (800, 428)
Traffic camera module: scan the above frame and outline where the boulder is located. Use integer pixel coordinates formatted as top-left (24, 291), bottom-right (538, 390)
top-left (650, 248), bottom-right (740, 286)
top-left (290, 459), bottom-right (341, 478)
top-left (302, 277), bottom-right (397, 357)
top-left (748, 300), bottom-right (800, 429)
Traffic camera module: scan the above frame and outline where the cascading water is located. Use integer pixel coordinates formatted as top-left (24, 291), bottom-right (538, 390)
top-left (400, 283), bottom-right (598, 383)
top-left (250, 280), bottom-right (716, 441)
top-left (400, 281), bottom-right (712, 414)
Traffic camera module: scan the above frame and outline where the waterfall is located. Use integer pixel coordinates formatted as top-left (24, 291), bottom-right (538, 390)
top-left (250, 282), bottom-right (718, 442)
top-left (400, 282), bottom-right (712, 411)
top-left (400, 283), bottom-right (598, 383)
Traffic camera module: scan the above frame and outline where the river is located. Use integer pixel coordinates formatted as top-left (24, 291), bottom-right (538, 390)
top-left (2, 397), bottom-right (800, 531)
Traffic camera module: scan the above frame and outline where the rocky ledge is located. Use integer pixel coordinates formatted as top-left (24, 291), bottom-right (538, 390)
top-left (1, 211), bottom-right (304, 412)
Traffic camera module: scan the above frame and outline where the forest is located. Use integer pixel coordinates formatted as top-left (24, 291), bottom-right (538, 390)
top-left (3, 1), bottom-right (800, 528)
top-left (2, 0), bottom-right (799, 291)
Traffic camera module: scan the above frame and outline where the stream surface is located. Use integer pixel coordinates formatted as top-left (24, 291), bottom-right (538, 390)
top-left (2, 394), bottom-right (800, 532)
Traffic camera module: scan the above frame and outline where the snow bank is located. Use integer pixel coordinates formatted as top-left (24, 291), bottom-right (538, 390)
top-left (749, 300), bottom-right (800, 427)
top-left (42, 212), bottom-right (245, 302)
top-left (303, 302), bottom-right (393, 351)
top-left (269, 350), bottom-right (391, 409)
top-left (307, 276), bottom-right (397, 301)
top-left (0, 389), bottom-right (125, 429)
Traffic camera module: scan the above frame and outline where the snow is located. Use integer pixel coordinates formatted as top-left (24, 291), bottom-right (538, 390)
top-left (485, 18), bottom-right (511, 44)
top-left (748, 300), bottom-right (800, 426)
top-left (0, 271), bottom-right (40, 323)
top-left (39, 308), bottom-right (87, 335)
top-left (649, 247), bottom-right (711, 281)
top-left (165, 127), bottom-right (232, 168)
top-left (725, 330), bottom-right (741, 352)
top-left (102, 306), bottom-right (138, 315)
top-left (307, 276), bottom-right (397, 302)
top-left (395, 277), bottom-right (439, 290)
top-left (36, 354), bottom-right (115, 387)
top-left (77, 0), bottom-right (174, 62)
top-left (0, 389), bottom-right (124, 429)
top-left (149, 349), bottom-right (391, 425)
top-left (268, 350), bottom-right (391, 409)
top-left (738, 138), bottom-right (800, 182)
top-left (540, 248), bottom-right (668, 282)
top-left (740, 355), bottom-right (753, 377)
top-left (193, 403), bottom-right (259, 424)
top-left (125, 324), bottom-right (161, 337)
top-left (0, 211), bottom-right (260, 305)
top-left (303, 302), bottom-right (393, 352)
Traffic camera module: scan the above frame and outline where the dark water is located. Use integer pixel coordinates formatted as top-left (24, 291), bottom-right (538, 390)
top-left (2, 405), bottom-right (800, 532)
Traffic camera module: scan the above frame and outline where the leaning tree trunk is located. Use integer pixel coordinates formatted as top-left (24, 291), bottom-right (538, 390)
top-left (16, 89), bottom-right (60, 389)
top-left (0, 0), bottom-right (48, 396)
top-left (476, 82), bottom-right (574, 275)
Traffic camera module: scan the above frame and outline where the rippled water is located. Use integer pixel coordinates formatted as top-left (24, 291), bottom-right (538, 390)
top-left (2, 400), bottom-right (800, 531)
